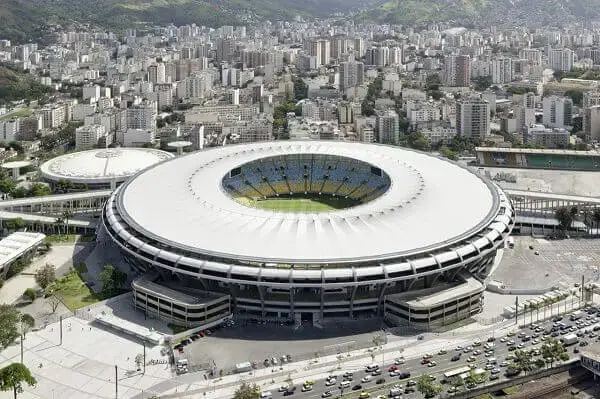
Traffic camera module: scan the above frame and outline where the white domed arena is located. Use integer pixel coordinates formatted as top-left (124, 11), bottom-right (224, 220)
top-left (40, 148), bottom-right (174, 190)
top-left (102, 141), bottom-right (515, 328)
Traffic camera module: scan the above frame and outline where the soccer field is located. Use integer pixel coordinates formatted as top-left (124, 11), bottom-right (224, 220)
top-left (251, 195), bottom-right (360, 212)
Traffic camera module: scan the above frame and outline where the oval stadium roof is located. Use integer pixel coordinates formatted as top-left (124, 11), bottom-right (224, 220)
top-left (40, 148), bottom-right (174, 185)
top-left (116, 141), bottom-right (500, 263)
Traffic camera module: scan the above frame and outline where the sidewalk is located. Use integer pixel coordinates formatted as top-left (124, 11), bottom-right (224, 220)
top-left (143, 319), bottom-right (521, 399)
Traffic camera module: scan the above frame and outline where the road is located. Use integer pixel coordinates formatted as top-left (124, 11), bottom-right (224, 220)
top-left (268, 309), bottom-right (598, 399)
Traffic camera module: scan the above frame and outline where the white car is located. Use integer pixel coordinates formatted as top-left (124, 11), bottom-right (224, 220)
top-left (325, 379), bottom-right (336, 386)
top-left (394, 357), bottom-right (405, 365)
top-left (427, 361), bottom-right (437, 367)
top-left (389, 370), bottom-right (400, 377)
top-left (279, 386), bottom-right (289, 392)
top-left (301, 384), bottom-right (313, 392)
top-left (361, 375), bottom-right (372, 383)
top-left (455, 345), bottom-right (463, 351)
top-left (500, 337), bottom-right (507, 343)
top-left (499, 361), bottom-right (509, 367)
top-left (473, 350), bottom-right (482, 355)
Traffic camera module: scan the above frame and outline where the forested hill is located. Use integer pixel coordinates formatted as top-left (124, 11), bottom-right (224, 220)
top-left (0, 0), bottom-right (378, 43)
top-left (362, 0), bottom-right (600, 27)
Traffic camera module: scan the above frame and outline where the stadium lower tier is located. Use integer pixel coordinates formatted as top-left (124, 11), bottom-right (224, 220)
top-left (116, 244), bottom-right (499, 328)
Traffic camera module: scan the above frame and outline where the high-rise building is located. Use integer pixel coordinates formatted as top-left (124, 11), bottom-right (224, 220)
top-left (542, 96), bottom-right (573, 128)
top-left (0, 119), bottom-right (19, 141)
top-left (75, 124), bottom-right (106, 151)
top-left (456, 98), bottom-right (490, 140)
top-left (525, 124), bottom-right (569, 149)
top-left (339, 60), bottom-right (364, 91)
top-left (518, 49), bottom-right (542, 65)
top-left (444, 55), bottom-right (471, 87)
top-left (584, 105), bottom-right (600, 142)
top-left (492, 57), bottom-right (513, 84)
top-left (549, 48), bottom-right (574, 72)
top-left (583, 91), bottom-right (600, 108)
top-left (330, 37), bottom-right (348, 60)
top-left (126, 100), bottom-right (157, 132)
top-left (154, 84), bottom-right (174, 111)
top-left (309, 39), bottom-right (331, 66)
top-left (354, 38), bottom-right (365, 57)
top-left (377, 110), bottom-right (400, 144)
top-left (366, 47), bottom-right (390, 66)
top-left (523, 92), bottom-right (536, 108)
top-left (216, 38), bottom-right (236, 63)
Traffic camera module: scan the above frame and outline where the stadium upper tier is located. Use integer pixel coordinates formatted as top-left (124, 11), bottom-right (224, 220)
top-left (103, 141), bottom-right (514, 266)
top-left (221, 154), bottom-right (392, 205)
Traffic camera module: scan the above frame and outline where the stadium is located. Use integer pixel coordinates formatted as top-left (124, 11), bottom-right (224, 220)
top-left (102, 141), bottom-right (515, 328)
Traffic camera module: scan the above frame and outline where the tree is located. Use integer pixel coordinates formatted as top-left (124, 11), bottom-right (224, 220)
top-left (593, 209), bottom-right (600, 235)
top-left (19, 314), bottom-right (34, 338)
top-left (98, 265), bottom-right (127, 295)
top-left (555, 206), bottom-right (574, 232)
top-left (34, 264), bottom-right (55, 290)
top-left (0, 363), bottom-right (37, 399)
top-left (74, 262), bottom-right (88, 274)
top-left (0, 180), bottom-right (16, 194)
top-left (440, 146), bottom-right (458, 161)
top-left (565, 89), bottom-right (583, 107)
top-left (233, 381), bottom-right (260, 399)
top-left (4, 218), bottom-right (24, 231)
top-left (473, 76), bottom-right (493, 92)
top-left (512, 349), bottom-right (532, 375)
top-left (0, 305), bottom-right (21, 349)
top-left (46, 293), bottom-right (62, 314)
top-left (61, 208), bottom-right (73, 234)
top-left (416, 375), bottom-right (442, 398)
top-left (22, 288), bottom-right (35, 302)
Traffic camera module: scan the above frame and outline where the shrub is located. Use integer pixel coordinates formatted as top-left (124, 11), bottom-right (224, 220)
top-left (23, 288), bottom-right (36, 301)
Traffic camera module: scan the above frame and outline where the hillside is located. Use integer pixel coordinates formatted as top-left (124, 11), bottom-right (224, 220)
top-left (361, 0), bottom-right (600, 27)
top-left (0, 0), bottom-right (378, 43)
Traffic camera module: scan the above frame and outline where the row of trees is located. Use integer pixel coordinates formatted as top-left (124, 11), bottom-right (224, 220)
top-left (0, 304), bottom-right (38, 398)
top-left (554, 205), bottom-right (600, 233)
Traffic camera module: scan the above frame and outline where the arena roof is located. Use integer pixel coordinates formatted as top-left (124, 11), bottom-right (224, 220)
top-left (40, 148), bottom-right (174, 185)
top-left (116, 141), bottom-right (501, 263)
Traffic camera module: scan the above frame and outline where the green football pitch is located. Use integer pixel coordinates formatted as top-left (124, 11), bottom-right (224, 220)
top-left (250, 195), bottom-right (360, 212)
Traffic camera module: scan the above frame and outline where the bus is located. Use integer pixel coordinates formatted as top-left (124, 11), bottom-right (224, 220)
top-left (443, 366), bottom-right (471, 380)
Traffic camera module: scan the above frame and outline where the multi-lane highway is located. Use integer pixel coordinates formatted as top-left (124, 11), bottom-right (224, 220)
top-left (263, 307), bottom-right (600, 399)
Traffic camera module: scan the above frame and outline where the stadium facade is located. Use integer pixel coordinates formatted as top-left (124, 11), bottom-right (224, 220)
top-left (102, 141), bottom-right (515, 328)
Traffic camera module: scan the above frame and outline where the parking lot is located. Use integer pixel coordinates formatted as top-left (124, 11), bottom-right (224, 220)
top-left (179, 318), bottom-right (390, 372)
top-left (493, 236), bottom-right (600, 290)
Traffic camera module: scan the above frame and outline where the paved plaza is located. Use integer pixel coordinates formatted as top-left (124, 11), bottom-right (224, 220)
top-left (492, 236), bottom-right (600, 289)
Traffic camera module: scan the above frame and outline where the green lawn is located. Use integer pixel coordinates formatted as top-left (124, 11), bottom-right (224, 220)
top-left (0, 108), bottom-right (31, 120)
top-left (52, 271), bottom-right (108, 310)
top-left (45, 234), bottom-right (95, 244)
top-left (251, 195), bottom-right (360, 212)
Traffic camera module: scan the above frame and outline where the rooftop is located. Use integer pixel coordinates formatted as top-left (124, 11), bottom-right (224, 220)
top-left (0, 231), bottom-right (46, 268)
top-left (40, 148), bottom-right (173, 184)
top-left (476, 147), bottom-right (600, 157)
top-left (116, 141), bottom-right (501, 263)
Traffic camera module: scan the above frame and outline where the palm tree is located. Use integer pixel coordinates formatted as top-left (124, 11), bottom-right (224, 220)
top-left (513, 349), bottom-right (532, 375)
top-left (555, 206), bottom-right (574, 235)
top-left (61, 208), bottom-right (73, 235)
top-left (593, 208), bottom-right (600, 236)
top-left (54, 217), bottom-right (64, 234)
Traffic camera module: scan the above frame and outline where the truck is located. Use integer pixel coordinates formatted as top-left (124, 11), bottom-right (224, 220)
top-left (562, 333), bottom-right (579, 346)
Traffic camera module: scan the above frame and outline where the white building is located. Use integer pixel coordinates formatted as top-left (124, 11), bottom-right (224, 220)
top-left (543, 96), bottom-right (572, 128)
top-left (126, 101), bottom-right (157, 132)
top-left (492, 57), bottom-right (513, 84)
top-left (0, 119), bottom-right (19, 141)
top-left (456, 98), bottom-right (490, 140)
top-left (82, 85), bottom-right (101, 102)
top-left (377, 110), bottom-right (400, 144)
top-left (525, 124), bottom-right (569, 149)
top-left (549, 48), bottom-right (574, 72)
top-left (124, 128), bottom-right (154, 147)
top-left (75, 124), bottom-right (106, 151)
top-left (339, 60), bottom-right (364, 91)
top-left (583, 105), bottom-right (600, 142)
